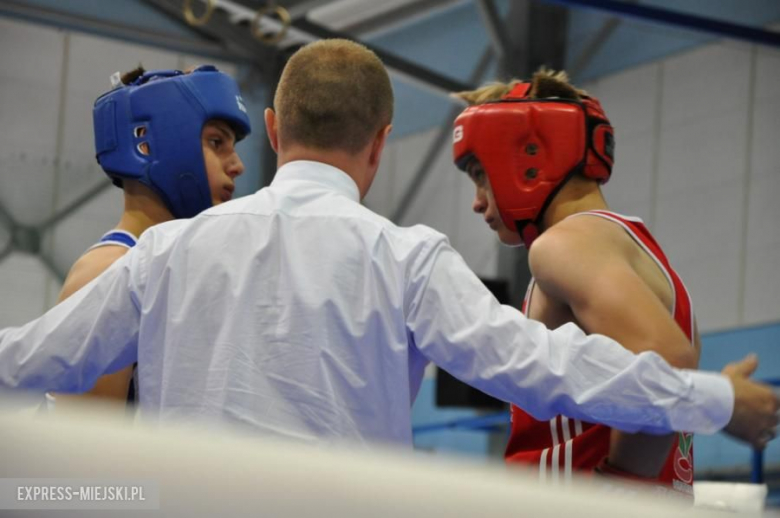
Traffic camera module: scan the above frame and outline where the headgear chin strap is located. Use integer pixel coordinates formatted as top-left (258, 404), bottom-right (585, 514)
top-left (452, 82), bottom-right (614, 247)
top-left (93, 65), bottom-right (252, 219)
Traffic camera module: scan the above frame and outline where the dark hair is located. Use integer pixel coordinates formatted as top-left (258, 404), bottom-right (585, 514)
top-left (120, 65), bottom-right (146, 86)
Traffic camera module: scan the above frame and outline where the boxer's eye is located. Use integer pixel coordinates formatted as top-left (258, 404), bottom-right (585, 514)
top-left (468, 167), bottom-right (486, 186)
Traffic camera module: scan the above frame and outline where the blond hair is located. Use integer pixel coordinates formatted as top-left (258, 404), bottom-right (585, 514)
top-left (274, 39), bottom-right (394, 154)
top-left (453, 68), bottom-right (587, 106)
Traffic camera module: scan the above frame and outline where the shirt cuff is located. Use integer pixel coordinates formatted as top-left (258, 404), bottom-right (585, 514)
top-left (675, 371), bottom-right (734, 435)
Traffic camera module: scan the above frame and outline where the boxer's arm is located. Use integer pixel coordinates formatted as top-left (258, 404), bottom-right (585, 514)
top-left (0, 251), bottom-right (141, 394)
top-left (529, 225), bottom-right (697, 477)
top-left (529, 225), bottom-right (699, 370)
top-left (404, 233), bottom-right (735, 437)
top-left (58, 246), bottom-right (130, 302)
top-left (54, 246), bottom-right (135, 404)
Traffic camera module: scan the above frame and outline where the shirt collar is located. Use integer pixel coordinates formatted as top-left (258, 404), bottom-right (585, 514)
top-left (271, 161), bottom-right (361, 202)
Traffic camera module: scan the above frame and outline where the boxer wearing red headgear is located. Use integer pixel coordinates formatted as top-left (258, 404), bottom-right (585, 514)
top-left (452, 69), bottom-right (714, 495)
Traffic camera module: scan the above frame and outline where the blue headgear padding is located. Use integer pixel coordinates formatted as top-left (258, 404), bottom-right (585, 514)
top-left (93, 65), bottom-right (251, 218)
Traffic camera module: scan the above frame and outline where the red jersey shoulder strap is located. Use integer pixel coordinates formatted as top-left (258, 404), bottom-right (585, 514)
top-left (566, 210), bottom-right (695, 344)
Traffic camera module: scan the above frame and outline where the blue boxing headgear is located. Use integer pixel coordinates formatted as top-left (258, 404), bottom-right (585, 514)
top-left (93, 65), bottom-right (251, 218)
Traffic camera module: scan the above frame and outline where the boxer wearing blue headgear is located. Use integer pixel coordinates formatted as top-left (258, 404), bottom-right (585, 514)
top-left (52, 65), bottom-right (249, 411)
top-left (94, 64), bottom-right (251, 218)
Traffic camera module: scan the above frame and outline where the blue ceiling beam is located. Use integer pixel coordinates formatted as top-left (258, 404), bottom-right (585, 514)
top-left (540, 0), bottom-right (780, 48)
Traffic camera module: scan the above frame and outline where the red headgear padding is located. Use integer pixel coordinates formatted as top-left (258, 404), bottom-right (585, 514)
top-left (453, 83), bottom-right (614, 246)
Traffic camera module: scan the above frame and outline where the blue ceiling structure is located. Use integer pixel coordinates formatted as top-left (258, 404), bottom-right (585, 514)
top-left (2, 0), bottom-right (779, 138)
top-left (563, 0), bottom-right (780, 82)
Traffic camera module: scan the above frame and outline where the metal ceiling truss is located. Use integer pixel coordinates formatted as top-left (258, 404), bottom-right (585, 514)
top-left (0, 0), bottom-right (234, 61)
top-left (144, 0), bottom-right (475, 98)
top-left (568, 16), bottom-right (622, 78)
top-left (0, 178), bottom-right (113, 281)
top-left (566, 0), bottom-right (637, 80)
top-left (141, 0), bottom-right (278, 71)
top-left (390, 46), bottom-right (495, 224)
top-left (524, 1), bottom-right (569, 73)
top-left (0, 202), bottom-right (15, 264)
top-left (475, 0), bottom-right (513, 72)
top-left (282, 0), bottom-right (337, 20)
top-left (333, 0), bottom-right (468, 39)
top-left (289, 16), bottom-right (472, 95)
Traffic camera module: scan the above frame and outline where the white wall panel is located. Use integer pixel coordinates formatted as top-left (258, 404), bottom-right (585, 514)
top-left (754, 44), bottom-right (780, 104)
top-left (656, 110), bottom-right (749, 199)
top-left (585, 63), bottom-right (660, 226)
top-left (398, 131), bottom-right (460, 247)
top-left (652, 49), bottom-right (747, 330)
top-left (661, 42), bottom-right (752, 129)
top-left (743, 46), bottom-right (780, 325)
top-left (584, 62), bottom-right (660, 139)
top-left (389, 128), bottom-right (438, 219)
top-left (746, 151), bottom-right (780, 248)
top-left (454, 173), bottom-right (499, 279)
top-left (743, 240), bottom-right (780, 326)
top-left (0, 224), bottom-right (10, 252)
top-left (652, 43), bottom-right (758, 332)
top-left (0, 252), bottom-right (60, 327)
top-left (68, 33), bottom-right (180, 96)
top-left (655, 180), bottom-right (743, 331)
top-left (651, 43), bottom-right (756, 332)
top-left (42, 187), bottom-right (125, 285)
top-left (364, 128), bottom-right (500, 279)
top-left (601, 131), bottom-right (655, 224)
top-left (675, 252), bottom-right (741, 332)
top-left (0, 18), bottom-right (64, 226)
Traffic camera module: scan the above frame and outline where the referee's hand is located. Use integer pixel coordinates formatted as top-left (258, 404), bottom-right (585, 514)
top-left (722, 354), bottom-right (779, 450)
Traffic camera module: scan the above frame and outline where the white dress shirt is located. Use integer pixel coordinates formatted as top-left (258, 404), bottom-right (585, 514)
top-left (0, 161), bottom-right (733, 446)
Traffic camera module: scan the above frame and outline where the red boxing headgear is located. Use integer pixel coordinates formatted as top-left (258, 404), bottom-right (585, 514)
top-left (452, 82), bottom-right (615, 247)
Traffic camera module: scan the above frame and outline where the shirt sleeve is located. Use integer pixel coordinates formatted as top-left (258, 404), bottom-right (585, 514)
top-left (0, 249), bottom-right (143, 395)
top-left (404, 235), bottom-right (733, 435)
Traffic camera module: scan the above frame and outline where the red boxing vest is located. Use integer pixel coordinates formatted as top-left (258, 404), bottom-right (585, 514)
top-left (505, 210), bottom-right (696, 495)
